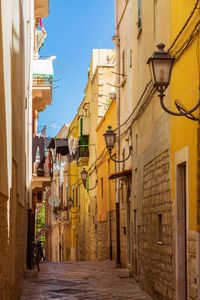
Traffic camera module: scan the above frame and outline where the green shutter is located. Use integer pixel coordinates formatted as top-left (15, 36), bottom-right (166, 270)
top-left (80, 118), bottom-right (83, 137)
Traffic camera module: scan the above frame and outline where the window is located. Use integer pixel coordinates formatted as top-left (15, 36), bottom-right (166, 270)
top-left (135, 135), bottom-right (138, 170)
top-left (130, 49), bottom-right (132, 68)
top-left (122, 49), bottom-right (125, 76)
top-left (59, 183), bottom-right (63, 205)
top-left (101, 177), bottom-right (103, 199)
top-left (137, 0), bottom-right (142, 30)
top-left (157, 214), bottom-right (163, 243)
top-left (66, 183), bottom-right (68, 202)
top-left (133, 209), bottom-right (137, 243)
top-left (79, 135), bottom-right (89, 158)
top-left (122, 147), bottom-right (125, 171)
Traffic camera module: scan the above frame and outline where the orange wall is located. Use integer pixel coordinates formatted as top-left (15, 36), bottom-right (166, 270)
top-left (96, 99), bottom-right (116, 222)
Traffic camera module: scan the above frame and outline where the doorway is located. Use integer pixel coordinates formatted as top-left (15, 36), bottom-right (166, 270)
top-left (176, 162), bottom-right (187, 300)
top-left (126, 184), bottom-right (131, 265)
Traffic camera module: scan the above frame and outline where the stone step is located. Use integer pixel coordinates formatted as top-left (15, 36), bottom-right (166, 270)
top-left (24, 269), bottom-right (39, 279)
top-left (118, 268), bottom-right (131, 278)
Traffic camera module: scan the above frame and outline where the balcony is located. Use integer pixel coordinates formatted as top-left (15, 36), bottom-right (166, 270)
top-left (32, 175), bottom-right (51, 192)
top-left (32, 58), bottom-right (54, 112)
top-left (78, 136), bottom-right (89, 166)
top-left (32, 148), bottom-right (53, 192)
top-left (34, 0), bottom-right (49, 18)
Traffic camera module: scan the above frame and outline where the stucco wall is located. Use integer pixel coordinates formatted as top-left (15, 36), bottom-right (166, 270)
top-left (0, 0), bottom-right (33, 299)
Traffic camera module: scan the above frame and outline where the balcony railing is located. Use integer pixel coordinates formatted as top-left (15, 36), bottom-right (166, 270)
top-left (32, 59), bottom-right (54, 111)
top-left (32, 74), bottom-right (53, 87)
top-left (32, 58), bottom-right (54, 87)
top-left (78, 136), bottom-right (89, 166)
top-left (79, 136), bottom-right (89, 158)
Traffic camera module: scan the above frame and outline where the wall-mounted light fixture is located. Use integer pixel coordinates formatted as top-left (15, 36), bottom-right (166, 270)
top-left (104, 126), bottom-right (132, 163)
top-left (147, 43), bottom-right (200, 118)
top-left (81, 168), bottom-right (97, 190)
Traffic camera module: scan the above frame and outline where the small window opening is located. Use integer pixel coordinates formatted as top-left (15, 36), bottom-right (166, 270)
top-left (157, 214), bottom-right (163, 243)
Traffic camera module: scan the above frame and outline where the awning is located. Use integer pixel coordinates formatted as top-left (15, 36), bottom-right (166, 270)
top-left (109, 169), bottom-right (132, 180)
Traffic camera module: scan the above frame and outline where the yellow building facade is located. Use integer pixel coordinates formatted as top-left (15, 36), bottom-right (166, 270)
top-left (67, 114), bottom-right (80, 261)
top-left (96, 99), bottom-right (116, 260)
top-left (84, 49), bottom-right (116, 260)
top-left (170, 1), bottom-right (200, 299)
top-left (65, 49), bottom-right (116, 261)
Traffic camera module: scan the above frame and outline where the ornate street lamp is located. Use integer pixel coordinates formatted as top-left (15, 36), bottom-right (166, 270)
top-left (147, 43), bottom-right (174, 92)
top-left (81, 168), bottom-right (97, 190)
top-left (104, 126), bottom-right (116, 153)
top-left (147, 43), bottom-right (200, 117)
top-left (80, 168), bottom-right (88, 186)
top-left (104, 126), bottom-right (132, 163)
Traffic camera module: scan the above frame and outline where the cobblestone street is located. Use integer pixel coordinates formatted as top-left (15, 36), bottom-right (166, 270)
top-left (20, 261), bottom-right (152, 300)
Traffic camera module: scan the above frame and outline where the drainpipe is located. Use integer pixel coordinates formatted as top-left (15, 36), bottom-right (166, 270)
top-left (113, 0), bottom-right (121, 266)
top-left (109, 211), bottom-right (112, 260)
top-left (26, 0), bottom-right (34, 269)
top-left (28, 0), bottom-right (34, 210)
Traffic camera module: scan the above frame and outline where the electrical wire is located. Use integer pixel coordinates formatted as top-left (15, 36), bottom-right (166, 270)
top-left (113, 80), bottom-right (152, 133)
top-left (168, 0), bottom-right (199, 52)
top-left (67, 0), bottom-right (200, 177)
top-left (172, 20), bottom-right (200, 59)
top-left (112, 0), bottom-right (200, 132)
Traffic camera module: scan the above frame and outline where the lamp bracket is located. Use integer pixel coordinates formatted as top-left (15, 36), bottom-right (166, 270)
top-left (109, 145), bottom-right (133, 163)
top-left (158, 85), bottom-right (200, 118)
top-left (83, 180), bottom-right (98, 191)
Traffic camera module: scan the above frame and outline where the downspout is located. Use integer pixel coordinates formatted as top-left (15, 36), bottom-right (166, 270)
top-left (113, 0), bottom-right (121, 266)
top-left (109, 210), bottom-right (112, 260)
top-left (26, 0), bottom-right (34, 269)
top-left (28, 0), bottom-right (34, 210)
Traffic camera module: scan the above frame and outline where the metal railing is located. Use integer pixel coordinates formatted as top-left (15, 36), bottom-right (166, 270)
top-left (32, 74), bottom-right (53, 87)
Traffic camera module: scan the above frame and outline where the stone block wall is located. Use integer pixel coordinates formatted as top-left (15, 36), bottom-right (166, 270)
top-left (139, 150), bottom-right (175, 299)
top-left (188, 231), bottom-right (197, 300)
top-left (10, 204), bottom-right (27, 300)
top-left (85, 213), bottom-right (97, 261)
top-left (120, 206), bottom-right (127, 266)
top-left (97, 221), bottom-right (109, 260)
top-left (0, 194), bottom-right (10, 300)
top-left (84, 210), bottom-right (116, 262)
top-left (111, 210), bottom-right (116, 261)
top-left (0, 193), bottom-right (27, 300)
top-left (78, 224), bottom-right (86, 261)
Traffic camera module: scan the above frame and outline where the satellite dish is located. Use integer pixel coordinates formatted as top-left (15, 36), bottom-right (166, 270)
top-left (48, 195), bottom-right (60, 207)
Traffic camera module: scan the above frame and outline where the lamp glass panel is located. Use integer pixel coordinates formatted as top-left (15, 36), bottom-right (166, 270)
top-left (81, 169), bottom-right (88, 182)
top-left (152, 59), bottom-right (172, 86)
top-left (105, 134), bottom-right (115, 149)
top-left (148, 60), bottom-right (155, 86)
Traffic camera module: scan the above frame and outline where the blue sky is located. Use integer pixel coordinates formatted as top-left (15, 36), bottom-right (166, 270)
top-left (38, 0), bottom-right (115, 137)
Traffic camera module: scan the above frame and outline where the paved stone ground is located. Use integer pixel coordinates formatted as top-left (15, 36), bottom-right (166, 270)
top-left (20, 261), bottom-right (152, 300)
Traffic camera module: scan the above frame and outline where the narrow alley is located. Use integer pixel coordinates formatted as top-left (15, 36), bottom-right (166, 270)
top-left (20, 261), bottom-right (152, 300)
top-left (2, 0), bottom-right (200, 299)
